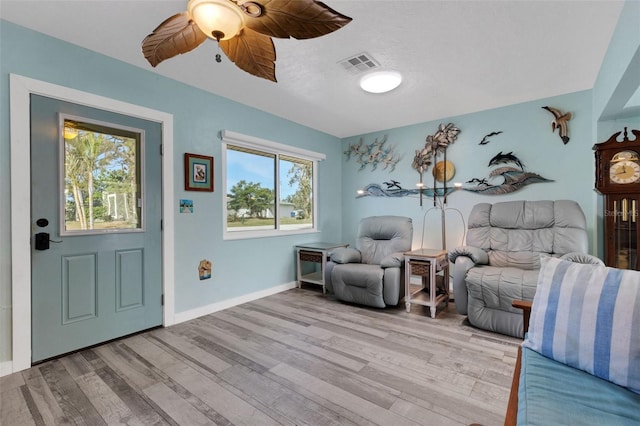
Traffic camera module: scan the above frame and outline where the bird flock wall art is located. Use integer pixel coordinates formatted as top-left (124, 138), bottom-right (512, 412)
top-left (344, 135), bottom-right (400, 171)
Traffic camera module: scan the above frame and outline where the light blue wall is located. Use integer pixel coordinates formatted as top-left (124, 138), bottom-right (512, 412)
top-left (340, 0), bottom-right (640, 258)
top-left (1, 0), bottom-right (638, 367)
top-left (591, 0), bottom-right (640, 258)
top-left (0, 20), bottom-right (343, 362)
top-left (593, 0), bottom-right (640, 144)
top-left (340, 91), bottom-right (597, 252)
top-left (592, 0), bottom-right (640, 123)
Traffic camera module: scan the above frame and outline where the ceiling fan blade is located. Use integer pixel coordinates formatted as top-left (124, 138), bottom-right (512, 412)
top-left (142, 12), bottom-right (207, 67)
top-left (243, 0), bottom-right (352, 40)
top-left (219, 28), bottom-right (276, 82)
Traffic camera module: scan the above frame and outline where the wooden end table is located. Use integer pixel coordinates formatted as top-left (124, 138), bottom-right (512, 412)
top-left (296, 242), bottom-right (348, 293)
top-left (404, 248), bottom-right (449, 318)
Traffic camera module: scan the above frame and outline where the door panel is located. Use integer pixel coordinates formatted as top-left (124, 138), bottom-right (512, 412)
top-left (62, 253), bottom-right (98, 323)
top-left (116, 249), bottom-right (144, 311)
top-left (31, 94), bottom-right (162, 362)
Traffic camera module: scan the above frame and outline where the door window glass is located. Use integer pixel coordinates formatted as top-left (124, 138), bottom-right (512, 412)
top-left (61, 116), bottom-right (143, 234)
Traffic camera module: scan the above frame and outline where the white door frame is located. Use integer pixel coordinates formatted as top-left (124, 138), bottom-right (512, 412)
top-left (10, 74), bottom-right (176, 372)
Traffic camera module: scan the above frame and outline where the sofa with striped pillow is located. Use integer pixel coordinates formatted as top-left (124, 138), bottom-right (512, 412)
top-left (513, 256), bottom-right (640, 425)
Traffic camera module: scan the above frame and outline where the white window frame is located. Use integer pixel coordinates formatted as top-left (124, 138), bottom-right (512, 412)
top-left (221, 130), bottom-right (324, 240)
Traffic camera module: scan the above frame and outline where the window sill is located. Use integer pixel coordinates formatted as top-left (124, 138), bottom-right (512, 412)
top-left (223, 227), bottom-right (320, 241)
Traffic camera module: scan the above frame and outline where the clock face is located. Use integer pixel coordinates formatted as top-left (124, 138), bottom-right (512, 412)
top-left (610, 159), bottom-right (640, 184)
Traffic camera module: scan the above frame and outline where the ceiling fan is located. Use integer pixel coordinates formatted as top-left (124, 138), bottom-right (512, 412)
top-left (142, 0), bottom-right (352, 82)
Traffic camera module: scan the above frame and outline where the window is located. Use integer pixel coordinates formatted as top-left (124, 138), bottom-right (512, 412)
top-left (60, 115), bottom-right (143, 235)
top-left (222, 130), bottom-right (324, 239)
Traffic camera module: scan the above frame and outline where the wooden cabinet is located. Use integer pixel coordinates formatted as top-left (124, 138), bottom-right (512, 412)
top-left (594, 128), bottom-right (640, 269)
top-left (603, 193), bottom-right (639, 269)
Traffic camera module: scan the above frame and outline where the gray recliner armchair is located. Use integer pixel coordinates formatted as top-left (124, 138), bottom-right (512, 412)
top-left (325, 216), bottom-right (413, 308)
top-left (449, 200), bottom-right (602, 337)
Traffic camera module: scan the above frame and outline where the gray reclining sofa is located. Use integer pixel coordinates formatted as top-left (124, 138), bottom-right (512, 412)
top-left (449, 200), bottom-right (601, 337)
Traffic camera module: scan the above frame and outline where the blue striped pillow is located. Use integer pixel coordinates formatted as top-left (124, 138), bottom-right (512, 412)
top-left (523, 256), bottom-right (640, 394)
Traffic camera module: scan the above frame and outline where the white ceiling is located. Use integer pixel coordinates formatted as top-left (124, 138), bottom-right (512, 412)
top-left (0, 0), bottom-right (625, 138)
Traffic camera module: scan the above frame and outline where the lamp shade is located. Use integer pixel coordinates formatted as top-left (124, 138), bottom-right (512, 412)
top-left (188, 0), bottom-right (244, 40)
top-left (63, 126), bottom-right (78, 140)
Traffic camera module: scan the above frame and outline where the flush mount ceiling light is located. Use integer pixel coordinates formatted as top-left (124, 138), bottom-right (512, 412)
top-left (142, 0), bottom-right (352, 82)
top-left (359, 70), bottom-right (403, 93)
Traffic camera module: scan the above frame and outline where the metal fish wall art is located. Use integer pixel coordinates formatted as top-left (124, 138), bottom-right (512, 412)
top-left (465, 151), bottom-right (553, 195)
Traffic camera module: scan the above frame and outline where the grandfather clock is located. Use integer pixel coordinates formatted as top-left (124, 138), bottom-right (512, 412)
top-left (594, 128), bottom-right (640, 270)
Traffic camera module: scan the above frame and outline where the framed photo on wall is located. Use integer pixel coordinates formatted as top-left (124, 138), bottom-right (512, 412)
top-left (184, 153), bottom-right (214, 192)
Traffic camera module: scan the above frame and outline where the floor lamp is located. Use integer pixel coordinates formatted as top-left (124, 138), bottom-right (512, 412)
top-left (420, 184), bottom-right (465, 250)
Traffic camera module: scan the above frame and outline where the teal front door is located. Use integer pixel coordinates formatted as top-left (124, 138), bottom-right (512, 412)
top-left (30, 95), bottom-right (163, 363)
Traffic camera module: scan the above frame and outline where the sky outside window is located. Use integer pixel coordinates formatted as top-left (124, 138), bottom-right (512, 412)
top-left (227, 149), bottom-right (299, 200)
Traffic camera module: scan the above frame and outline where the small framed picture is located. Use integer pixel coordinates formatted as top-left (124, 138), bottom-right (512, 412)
top-left (184, 153), bottom-right (214, 192)
top-left (179, 199), bottom-right (193, 213)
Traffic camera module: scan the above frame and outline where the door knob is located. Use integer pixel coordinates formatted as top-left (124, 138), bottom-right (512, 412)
top-left (35, 232), bottom-right (50, 250)
top-left (34, 233), bottom-right (61, 250)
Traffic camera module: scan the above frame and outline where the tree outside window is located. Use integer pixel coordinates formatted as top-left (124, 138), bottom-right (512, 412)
top-left (63, 119), bottom-right (141, 233)
top-left (224, 141), bottom-right (316, 236)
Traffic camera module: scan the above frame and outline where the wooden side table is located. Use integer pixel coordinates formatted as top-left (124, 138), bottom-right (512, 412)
top-left (296, 242), bottom-right (348, 293)
top-left (404, 248), bottom-right (449, 318)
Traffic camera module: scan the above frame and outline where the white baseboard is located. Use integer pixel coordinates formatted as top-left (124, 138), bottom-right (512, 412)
top-left (0, 361), bottom-right (14, 377)
top-left (0, 304), bottom-right (13, 377)
top-left (172, 281), bottom-right (298, 325)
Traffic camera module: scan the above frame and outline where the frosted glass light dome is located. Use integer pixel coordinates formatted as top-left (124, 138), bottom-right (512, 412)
top-left (359, 71), bottom-right (402, 93)
top-left (188, 0), bottom-right (244, 40)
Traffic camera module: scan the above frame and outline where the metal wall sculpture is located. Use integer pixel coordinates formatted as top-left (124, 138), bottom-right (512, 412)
top-left (478, 131), bottom-right (503, 145)
top-left (541, 106), bottom-right (572, 144)
top-left (412, 123), bottom-right (460, 205)
top-left (356, 182), bottom-right (455, 198)
top-left (344, 135), bottom-right (400, 171)
top-left (464, 151), bottom-right (553, 195)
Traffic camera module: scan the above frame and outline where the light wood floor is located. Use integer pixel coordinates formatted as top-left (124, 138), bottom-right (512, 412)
top-left (1, 287), bottom-right (520, 426)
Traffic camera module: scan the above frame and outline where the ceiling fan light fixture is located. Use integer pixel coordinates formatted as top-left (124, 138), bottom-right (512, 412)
top-left (142, 0), bottom-right (352, 82)
top-left (359, 70), bottom-right (402, 94)
top-left (187, 0), bottom-right (244, 40)
top-left (63, 126), bottom-right (78, 140)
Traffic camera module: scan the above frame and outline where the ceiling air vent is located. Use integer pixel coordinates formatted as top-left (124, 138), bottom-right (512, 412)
top-left (339, 52), bottom-right (380, 74)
